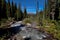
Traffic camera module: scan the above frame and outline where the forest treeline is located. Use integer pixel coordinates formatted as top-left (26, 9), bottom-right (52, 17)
top-left (0, 0), bottom-right (27, 21)
top-left (0, 0), bottom-right (60, 21)
top-left (47, 0), bottom-right (60, 20)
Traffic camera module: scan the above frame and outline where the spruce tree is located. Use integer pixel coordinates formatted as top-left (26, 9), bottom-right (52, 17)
top-left (24, 7), bottom-right (27, 18)
top-left (58, 0), bottom-right (60, 19)
top-left (14, 3), bottom-right (17, 19)
top-left (0, 0), bottom-right (2, 20)
top-left (6, 2), bottom-right (9, 19)
top-left (11, 1), bottom-right (15, 17)
top-left (11, 1), bottom-right (17, 18)
top-left (6, 0), bottom-right (11, 18)
top-left (15, 4), bottom-right (23, 21)
top-left (2, 0), bottom-right (7, 18)
top-left (36, 1), bottom-right (39, 16)
top-left (19, 4), bottom-right (23, 20)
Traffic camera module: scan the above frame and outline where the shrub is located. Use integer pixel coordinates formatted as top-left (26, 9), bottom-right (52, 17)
top-left (23, 18), bottom-right (32, 24)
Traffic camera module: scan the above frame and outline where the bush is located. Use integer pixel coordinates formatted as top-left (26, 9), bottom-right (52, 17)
top-left (23, 18), bottom-right (32, 24)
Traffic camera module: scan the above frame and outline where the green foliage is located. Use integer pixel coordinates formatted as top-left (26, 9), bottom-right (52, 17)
top-left (0, 0), bottom-right (24, 21)
top-left (23, 7), bottom-right (27, 18)
top-left (15, 4), bottom-right (23, 21)
top-left (41, 20), bottom-right (60, 40)
top-left (23, 18), bottom-right (32, 24)
top-left (1, 19), bottom-right (7, 23)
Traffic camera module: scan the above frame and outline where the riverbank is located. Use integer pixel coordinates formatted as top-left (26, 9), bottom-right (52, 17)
top-left (0, 18), bottom-right (60, 40)
top-left (22, 18), bottom-right (60, 40)
top-left (0, 18), bottom-right (15, 28)
top-left (0, 20), bottom-right (57, 40)
top-left (0, 25), bottom-right (56, 40)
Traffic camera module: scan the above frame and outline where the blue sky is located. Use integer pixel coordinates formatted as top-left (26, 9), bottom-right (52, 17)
top-left (6, 0), bottom-right (45, 14)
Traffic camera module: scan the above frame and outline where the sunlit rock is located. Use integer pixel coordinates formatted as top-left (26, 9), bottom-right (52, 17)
top-left (26, 23), bottom-right (31, 27)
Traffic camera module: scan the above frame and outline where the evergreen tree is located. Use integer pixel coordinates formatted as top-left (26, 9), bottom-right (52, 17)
top-left (36, 1), bottom-right (39, 16)
top-left (6, 2), bottom-right (9, 19)
top-left (19, 4), bottom-right (23, 20)
top-left (11, 1), bottom-right (15, 17)
top-left (16, 4), bottom-right (20, 20)
top-left (54, 0), bottom-right (59, 20)
top-left (0, 0), bottom-right (23, 21)
top-left (6, 0), bottom-right (11, 18)
top-left (44, 0), bottom-right (47, 19)
top-left (11, 3), bottom-right (17, 18)
top-left (58, 0), bottom-right (60, 19)
top-left (15, 4), bottom-right (23, 21)
top-left (47, 0), bottom-right (51, 19)
top-left (2, 0), bottom-right (7, 18)
top-left (23, 7), bottom-right (27, 18)
top-left (0, 0), bottom-right (2, 20)
top-left (0, 0), bottom-right (7, 19)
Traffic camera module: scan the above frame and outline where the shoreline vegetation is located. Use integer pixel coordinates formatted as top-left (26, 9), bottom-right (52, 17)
top-left (22, 18), bottom-right (60, 40)
top-left (0, 18), bottom-right (15, 28)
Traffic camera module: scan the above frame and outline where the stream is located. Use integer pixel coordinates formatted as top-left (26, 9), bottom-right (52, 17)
top-left (0, 21), bottom-right (53, 40)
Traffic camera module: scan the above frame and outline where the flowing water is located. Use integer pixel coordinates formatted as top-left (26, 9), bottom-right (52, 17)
top-left (19, 27), bottom-right (48, 40)
top-left (0, 21), bottom-right (51, 40)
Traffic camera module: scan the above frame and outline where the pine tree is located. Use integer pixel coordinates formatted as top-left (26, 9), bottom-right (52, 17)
top-left (15, 4), bottom-right (23, 21)
top-left (11, 1), bottom-right (17, 18)
top-left (36, 1), bottom-right (39, 16)
top-left (0, 0), bottom-right (7, 19)
top-left (23, 7), bottom-right (27, 18)
top-left (6, 2), bottom-right (9, 19)
top-left (6, 0), bottom-right (11, 18)
top-left (11, 1), bottom-right (15, 17)
top-left (2, 0), bottom-right (7, 18)
top-left (47, 0), bottom-right (51, 19)
top-left (19, 4), bottom-right (23, 20)
top-left (44, 0), bottom-right (47, 19)
top-left (16, 4), bottom-right (20, 20)
top-left (0, 0), bottom-right (2, 20)
top-left (58, 0), bottom-right (60, 19)
top-left (14, 3), bottom-right (17, 19)
top-left (54, 0), bottom-right (59, 20)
